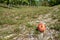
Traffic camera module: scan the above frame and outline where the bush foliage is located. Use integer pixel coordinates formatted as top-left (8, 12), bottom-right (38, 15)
top-left (0, 0), bottom-right (60, 6)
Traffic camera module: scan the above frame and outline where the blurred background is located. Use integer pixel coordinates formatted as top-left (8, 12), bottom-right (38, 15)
top-left (0, 0), bottom-right (60, 7)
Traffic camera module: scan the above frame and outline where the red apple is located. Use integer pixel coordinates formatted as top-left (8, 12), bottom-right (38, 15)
top-left (38, 23), bottom-right (46, 32)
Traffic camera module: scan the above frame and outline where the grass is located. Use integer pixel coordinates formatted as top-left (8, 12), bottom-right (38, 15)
top-left (50, 6), bottom-right (60, 31)
top-left (0, 6), bottom-right (52, 25)
top-left (0, 5), bottom-right (60, 40)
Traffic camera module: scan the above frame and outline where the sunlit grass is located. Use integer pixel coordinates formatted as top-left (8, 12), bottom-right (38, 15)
top-left (0, 5), bottom-right (60, 40)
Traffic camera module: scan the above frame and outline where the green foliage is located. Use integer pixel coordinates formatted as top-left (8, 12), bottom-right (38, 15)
top-left (0, 0), bottom-right (45, 6)
top-left (48, 0), bottom-right (60, 6)
top-left (0, 0), bottom-right (60, 6)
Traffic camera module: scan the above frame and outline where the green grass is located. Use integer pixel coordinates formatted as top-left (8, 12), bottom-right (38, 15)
top-left (0, 5), bottom-right (60, 40)
top-left (0, 6), bottom-right (52, 25)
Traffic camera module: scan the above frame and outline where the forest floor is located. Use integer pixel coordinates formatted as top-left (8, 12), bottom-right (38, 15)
top-left (0, 5), bottom-right (60, 40)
